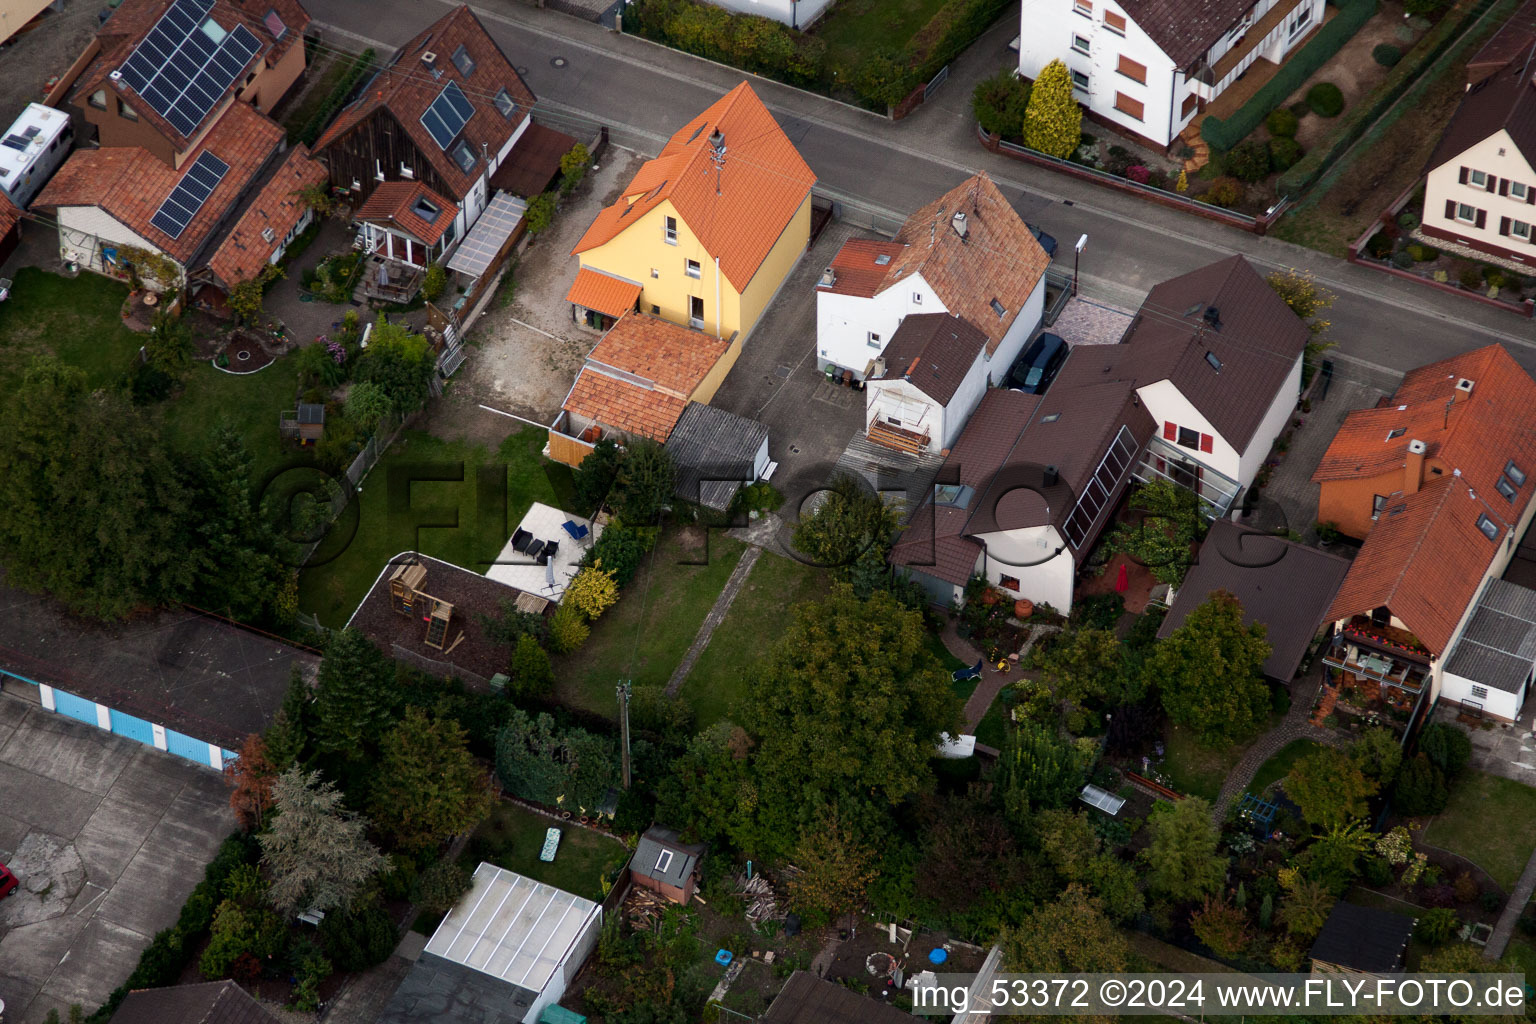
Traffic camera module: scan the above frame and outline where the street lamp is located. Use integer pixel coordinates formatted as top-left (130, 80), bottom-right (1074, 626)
top-left (1073, 234), bottom-right (1088, 297)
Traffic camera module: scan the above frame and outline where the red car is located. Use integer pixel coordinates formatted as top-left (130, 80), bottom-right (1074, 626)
top-left (0, 861), bottom-right (16, 900)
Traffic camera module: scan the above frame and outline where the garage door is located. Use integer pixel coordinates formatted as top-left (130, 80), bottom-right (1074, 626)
top-left (110, 709), bottom-right (155, 746)
top-left (164, 729), bottom-right (211, 767)
top-left (53, 688), bottom-right (99, 727)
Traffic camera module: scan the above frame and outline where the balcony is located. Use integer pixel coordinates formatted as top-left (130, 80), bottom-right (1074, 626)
top-left (1340, 615), bottom-right (1432, 662)
top-left (361, 254), bottom-right (423, 303)
top-left (868, 420), bottom-right (931, 454)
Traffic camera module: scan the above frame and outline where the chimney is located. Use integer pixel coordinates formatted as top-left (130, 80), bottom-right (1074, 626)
top-left (1405, 438), bottom-right (1426, 495)
top-left (1042, 465), bottom-right (1059, 488)
top-left (1454, 377), bottom-right (1475, 402)
top-left (951, 211), bottom-right (968, 240)
top-left (1203, 306), bottom-right (1221, 330)
top-left (819, 266), bottom-right (836, 288)
top-left (871, 357), bottom-right (886, 378)
top-left (420, 50), bottom-right (438, 69)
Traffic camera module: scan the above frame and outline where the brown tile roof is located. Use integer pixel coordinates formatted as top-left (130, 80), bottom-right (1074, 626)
top-left (35, 101), bottom-right (284, 264)
top-left (764, 972), bottom-right (922, 1024)
top-left (1119, 0), bottom-right (1254, 69)
top-left (565, 266), bottom-right (642, 319)
top-left (820, 238), bottom-right (905, 297)
top-left (204, 144), bottom-right (325, 288)
top-left (314, 5), bottom-right (536, 202)
top-left (74, 0), bottom-right (309, 150)
top-left (587, 312), bottom-right (730, 396)
top-left (869, 312), bottom-right (987, 406)
top-left (564, 369), bottom-right (689, 443)
top-left (110, 981), bottom-right (283, 1024)
top-left (1426, 31), bottom-right (1536, 171)
top-left (1318, 344), bottom-right (1536, 654)
top-left (488, 120), bottom-right (576, 198)
top-left (353, 180), bottom-right (459, 245)
top-left (1119, 254), bottom-right (1310, 453)
top-left (0, 193), bottom-right (19, 238)
top-left (1469, 0), bottom-right (1536, 84)
top-left (572, 82), bottom-right (816, 292)
top-left (825, 172), bottom-right (1049, 356)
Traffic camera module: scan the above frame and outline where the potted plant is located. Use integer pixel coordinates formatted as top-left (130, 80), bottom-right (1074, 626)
top-left (1014, 598), bottom-right (1034, 619)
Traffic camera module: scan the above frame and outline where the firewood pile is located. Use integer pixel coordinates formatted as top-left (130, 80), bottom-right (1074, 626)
top-left (737, 872), bottom-right (785, 923)
top-left (624, 886), bottom-right (671, 928)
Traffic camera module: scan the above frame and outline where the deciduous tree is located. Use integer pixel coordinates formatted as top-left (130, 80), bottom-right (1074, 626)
top-left (1191, 895), bottom-right (1251, 958)
top-left (1035, 627), bottom-right (1128, 716)
top-left (1022, 60), bottom-right (1082, 158)
top-left (1144, 797), bottom-right (1225, 901)
top-left (793, 472), bottom-right (898, 569)
top-left (1002, 885), bottom-right (1129, 972)
top-left (260, 767), bottom-right (386, 916)
top-left (370, 708), bottom-right (493, 853)
top-left (1350, 727), bottom-right (1403, 786)
top-left (786, 810), bottom-right (879, 927)
top-left (1152, 591), bottom-right (1271, 744)
top-left (354, 318), bottom-right (435, 416)
top-left (997, 720), bottom-right (1085, 818)
top-left (1287, 747), bottom-right (1378, 828)
top-left (566, 564), bottom-right (620, 620)
top-left (225, 734), bottom-right (279, 832)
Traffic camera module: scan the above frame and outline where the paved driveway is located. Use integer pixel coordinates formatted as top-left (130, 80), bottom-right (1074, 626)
top-left (0, 694), bottom-right (233, 1024)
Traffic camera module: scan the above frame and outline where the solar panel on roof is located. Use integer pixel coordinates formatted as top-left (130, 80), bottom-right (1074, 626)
top-left (2, 136), bottom-right (28, 152)
top-left (117, 0), bottom-right (261, 140)
top-left (420, 81), bottom-right (474, 150)
top-left (150, 150), bottom-right (229, 238)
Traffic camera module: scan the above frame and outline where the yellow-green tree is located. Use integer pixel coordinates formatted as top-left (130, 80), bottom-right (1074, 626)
top-left (1022, 60), bottom-right (1082, 158)
top-left (565, 563), bottom-right (619, 620)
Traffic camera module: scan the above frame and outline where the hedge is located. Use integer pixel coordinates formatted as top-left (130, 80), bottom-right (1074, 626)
top-left (908, 0), bottom-right (1015, 82)
top-left (1277, 0), bottom-right (1503, 196)
top-left (626, 0), bottom-right (827, 89)
top-left (296, 48), bottom-right (376, 147)
top-left (1200, 0), bottom-right (1377, 152)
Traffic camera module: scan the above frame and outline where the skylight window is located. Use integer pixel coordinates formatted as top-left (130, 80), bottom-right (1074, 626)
top-left (413, 197), bottom-right (440, 222)
top-left (1041, 412), bottom-right (1062, 423)
top-left (1204, 351), bottom-right (1222, 372)
top-left (1386, 427), bottom-right (1405, 440)
top-left (451, 44), bottom-right (475, 77)
top-left (1477, 513), bottom-right (1500, 541)
top-left (1507, 460), bottom-right (1527, 487)
top-left (1497, 476), bottom-right (1518, 502)
top-left (990, 299), bottom-right (1006, 317)
top-left (451, 138), bottom-right (476, 173)
top-left (875, 253), bottom-right (891, 265)
top-left (934, 484), bottom-right (974, 509)
top-left (494, 87), bottom-right (516, 118)
top-left (263, 8), bottom-right (287, 40)
top-left (654, 849), bottom-right (673, 873)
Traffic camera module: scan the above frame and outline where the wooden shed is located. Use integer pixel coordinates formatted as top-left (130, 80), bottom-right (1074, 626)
top-left (628, 826), bottom-right (705, 904)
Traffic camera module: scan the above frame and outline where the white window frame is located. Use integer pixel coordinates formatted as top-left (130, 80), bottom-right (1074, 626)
top-left (1471, 684), bottom-right (1489, 700)
top-left (1287, 5), bottom-right (1312, 37)
top-left (867, 331), bottom-right (882, 348)
top-left (685, 259), bottom-right (701, 279)
top-left (654, 849), bottom-right (673, 873)
top-left (663, 216), bottom-right (678, 244)
top-left (1071, 33), bottom-right (1091, 55)
top-left (1456, 203), bottom-right (1478, 224)
top-left (1514, 220), bottom-right (1532, 240)
top-left (1513, 182), bottom-right (1530, 201)
top-left (1070, 69), bottom-right (1090, 91)
top-left (1103, 11), bottom-right (1125, 35)
top-left (1073, 0), bottom-right (1092, 17)
top-left (1470, 169), bottom-right (1488, 188)
top-left (912, 291), bottom-right (922, 304)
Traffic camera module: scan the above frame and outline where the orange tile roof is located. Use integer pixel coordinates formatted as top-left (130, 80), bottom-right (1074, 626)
top-left (35, 101), bottom-right (284, 264)
top-left (1319, 344), bottom-right (1536, 653)
top-left (204, 144), bottom-right (326, 288)
top-left (0, 193), bottom-right (19, 238)
top-left (571, 82), bottom-right (816, 292)
top-left (314, 5), bottom-right (536, 202)
top-left (815, 173), bottom-right (1049, 355)
top-left (564, 370), bottom-right (689, 443)
top-left (565, 267), bottom-right (642, 319)
top-left (587, 313), bottom-right (730, 397)
top-left (353, 181), bottom-right (459, 245)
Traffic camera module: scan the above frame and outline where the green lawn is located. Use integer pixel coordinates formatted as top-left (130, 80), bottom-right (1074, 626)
top-left (1503, 934), bottom-right (1536, 978)
top-left (1161, 720), bottom-right (1277, 804)
top-left (974, 683), bottom-right (1012, 749)
top-left (926, 631), bottom-right (974, 700)
top-left (677, 550), bottom-right (832, 727)
top-left (463, 800), bottom-right (629, 902)
top-left (161, 351), bottom-right (302, 487)
top-left (0, 268), bottom-right (144, 390)
top-left (298, 427), bottom-right (572, 625)
top-left (811, 0), bottom-right (950, 70)
top-left (555, 528), bottom-right (746, 718)
top-left (1248, 739), bottom-right (1327, 796)
top-left (1421, 770), bottom-right (1536, 890)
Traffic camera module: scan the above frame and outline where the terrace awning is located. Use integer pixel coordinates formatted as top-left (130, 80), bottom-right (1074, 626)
top-left (564, 266), bottom-right (642, 319)
top-left (446, 191), bottom-right (527, 279)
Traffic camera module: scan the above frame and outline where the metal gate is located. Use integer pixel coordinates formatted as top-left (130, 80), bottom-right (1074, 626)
top-left (924, 64), bottom-right (950, 100)
top-left (53, 688), bottom-right (98, 726)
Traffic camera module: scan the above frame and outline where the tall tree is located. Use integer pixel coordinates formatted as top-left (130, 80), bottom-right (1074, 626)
top-left (264, 668), bottom-right (313, 769)
top-left (1152, 591), bottom-right (1272, 744)
top-left (997, 720), bottom-right (1086, 818)
top-left (1035, 627), bottom-right (1129, 716)
top-left (311, 629), bottom-right (401, 760)
top-left (225, 734), bottom-right (279, 832)
top-left (612, 438), bottom-right (674, 525)
top-left (738, 584), bottom-right (962, 859)
top-left (190, 422), bottom-right (293, 624)
top-left (792, 473), bottom-right (897, 570)
top-left (370, 708), bottom-right (494, 853)
top-left (1021, 59), bottom-right (1083, 158)
top-left (1002, 885), bottom-right (1129, 972)
top-left (785, 810), bottom-right (880, 928)
top-left (572, 439), bottom-right (623, 517)
top-left (260, 767), bottom-right (386, 916)
top-left (1287, 747), bottom-right (1378, 828)
top-left (1144, 797), bottom-right (1225, 901)
top-left (653, 722), bottom-right (755, 849)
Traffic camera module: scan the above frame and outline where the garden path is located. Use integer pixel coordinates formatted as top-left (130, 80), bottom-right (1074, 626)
top-left (664, 545), bottom-right (764, 697)
top-left (1484, 845), bottom-right (1536, 960)
top-left (1212, 664), bottom-right (1345, 820)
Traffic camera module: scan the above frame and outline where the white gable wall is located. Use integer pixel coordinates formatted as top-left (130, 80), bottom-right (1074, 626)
top-left (1440, 669), bottom-right (1524, 721)
top-left (974, 525), bottom-right (1076, 612)
top-left (817, 273), bottom-right (942, 379)
top-left (982, 275), bottom-right (1046, 386)
top-left (1239, 353), bottom-right (1303, 485)
top-left (1424, 130), bottom-right (1536, 267)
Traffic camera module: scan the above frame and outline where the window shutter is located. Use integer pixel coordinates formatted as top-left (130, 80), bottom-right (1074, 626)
top-left (1488, 175), bottom-right (1498, 194)
top-left (1445, 199), bottom-right (1457, 219)
top-left (1528, 187), bottom-right (1535, 205)
top-left (1501, 216), bottom-right (1512, 236)
top-left (1501, 178), bottom-right (1510, 196)
top-left (1476, 208), bottom-right (1487, 229)
top-left (1163, 421), bottom-right (1177, 440)
top-left (1200, 433), bottom-right (1213, 453)
top-left (1460, 167), bottom-right (1469, 184)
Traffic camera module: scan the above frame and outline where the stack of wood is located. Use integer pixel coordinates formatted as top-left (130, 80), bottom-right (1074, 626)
top-left (737, 872), bottom-right (784, 924)
top-left (624, 886), bottom-right (669, 928)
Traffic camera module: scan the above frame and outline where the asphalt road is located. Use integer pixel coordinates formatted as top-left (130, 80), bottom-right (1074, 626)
top-left (308, 0), bottom-right (1536, 393)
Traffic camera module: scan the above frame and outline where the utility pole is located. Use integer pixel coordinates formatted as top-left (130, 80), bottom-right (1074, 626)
top-left (616, 681), bottom-right (632, 789)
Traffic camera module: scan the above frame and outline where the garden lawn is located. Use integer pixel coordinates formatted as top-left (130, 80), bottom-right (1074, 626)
top-left (297, 427), bottom-right (565, 625)
top-left (463, 800), bottom-right (629, 902)
top-left (1248, 739), bottom-right (1327, 795)
top-left (0, 268), bottom-right (144, 390)
top-left (811, 0), bottom-right (949, 71)
top-left (1420, 770), bottom-right (1536, 891)
top-left (555, 528), bottom-right (746, 718)
top-left (161, 351), bottom-right (302, 487)
top-left (678, 550), bottom-right (832, 727)
top-left (1161, 720), bottom-right (1277, 803)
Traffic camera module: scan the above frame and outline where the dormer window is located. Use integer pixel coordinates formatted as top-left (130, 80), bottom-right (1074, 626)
top-left (1477, 513), bottom-right (1499, 542)
top-left (494, 88), bottom-right (516, 118)
top-left (1506, 460), bottom-right (1526, 486)
top-left (413, 196), bottom-right (440, 222)
top-left (451, 44), bottom-right (475, 77)
top-left (261, 226), bottom-right (275, 243)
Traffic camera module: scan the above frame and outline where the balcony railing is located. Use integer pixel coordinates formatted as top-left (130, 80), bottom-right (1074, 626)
top-left (1340, 616), bottom-right (1432, 662)
top-left (1322, 640), bottom-right (1428, 694)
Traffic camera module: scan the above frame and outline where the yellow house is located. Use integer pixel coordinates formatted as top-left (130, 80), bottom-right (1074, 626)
top-left (568, 81), bottom-right (817, 342)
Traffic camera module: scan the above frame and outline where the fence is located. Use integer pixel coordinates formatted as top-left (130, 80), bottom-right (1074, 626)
top-left (1042, 267), bottom-right (1073, 325)
top-left (813, 187), bottom-right (908, 237)
top-left (391, 643), bottom-right (493, 689)
top-left (923, 64), bottom-right (950, 100)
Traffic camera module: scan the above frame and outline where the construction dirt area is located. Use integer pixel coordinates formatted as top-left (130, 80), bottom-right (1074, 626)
top-left (428, 148), bottom-right (647, 446)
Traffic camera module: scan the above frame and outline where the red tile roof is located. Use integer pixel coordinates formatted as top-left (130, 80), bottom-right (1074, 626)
top-left (204, 144), bottom-right (326, 288)
top-left (0, 193), bottom-right (19, 238)
top-left (587, 313), bottom-right (730, 397)
top-left (818, 172), bottom-right (1049, 356)
top-left (565, 267), bottom-right (642, 319)
top-left (314, 5), bottom-right (535, 202)
top-left (572, 82), bottom-right (816, 293)
top-left (72, 0), bottom-right (309, 150)
top-left (1318, 344), bottom-right (1536, 654)
top-left (35, 101), bottom-right (284, 264)
top-left (564, 371), bottom-right (689, 443)
top-left (353, 180), bottom-right (459, 245)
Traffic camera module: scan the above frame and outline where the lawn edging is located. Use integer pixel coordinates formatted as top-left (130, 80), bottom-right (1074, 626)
top-left (978, 123), bottom-right (1291, 235)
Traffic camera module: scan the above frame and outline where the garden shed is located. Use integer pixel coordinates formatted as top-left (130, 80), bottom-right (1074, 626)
top-left (1308, 902), bottom-right (1415, 977)
top-left (628, 825), bottom-right (705, 904)
top-left (109, 981), bottom-right (283, 1024)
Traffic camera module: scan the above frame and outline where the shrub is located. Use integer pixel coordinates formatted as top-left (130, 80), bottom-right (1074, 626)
top-left (1225, 139), bottom-right (1272, 182)
top-left (1021, 59), bottom-right (1083, 158)
top-left (548, 602), bottom-right (589, 653)
top-left (319, 901), bottom-right (397, 971)
top-left (1416, 907), bottom-right (1460, 945)
top-left (1433, 269), bottom-right (1449, 283)
top-left (583, 523), bottom-right (656, 587)
top-left (1289, 99), bottom-right (1311, 118)
top-left (1363, 856), bottom-right (1394, 887)
top-left (1268, 137), bottom-right (1303, 171)
top-left (1407, 243), bottom-right (1437, 262)
top-left (1483, 265), bottom-right (1507, 288)
top-left (525, 193), bottom-right (557, 236)
top-left (1372, 43), bottom-right (1402, 66)
top-left (1453, 872), bottom-right (1480, 905)
top-left (508, 635), bottom-right (555, 697)
top-left (628, 0), bottom-right (827, 88)
top-left (1394, 754), bottom-right (1448, 815)
top-left (414, 860), bottom-right (472, 916)
top-left (973, 68), bottom-right (1030, 139)
top-left (1265, 107), bottom-right (1299, 138)
top-left (1366, 231), bottom-right (1394, 259)
top-left (1405, 0), bottom-right (1447, 13)
top-left (1398, 211), bottom-right (1420, 231)
top-left (1419, 722), bottom-right (1472, 777)
top-left (1392, 250), bottom-right (1414, 270)
top-left (1457, 263), bottom-right (1484, 289)
top-left (1307, 82), bottom-right (1345, 117)
top-left (421, 262), bottom-right (446, 303)
top-left (1126, 164), bottom-right (1151, 184)
top-left (1206, 176), bottom-right (1245, 208)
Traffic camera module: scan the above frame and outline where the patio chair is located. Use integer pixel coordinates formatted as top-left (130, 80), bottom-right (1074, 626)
top-left (539, 540), bottom-right (559, 566)
top-left (562, 519), bottom-right (590, 543)
top-left (951, 659), bottom-right (984, 683)
top-left (512, 528), bottom-right (533, 553)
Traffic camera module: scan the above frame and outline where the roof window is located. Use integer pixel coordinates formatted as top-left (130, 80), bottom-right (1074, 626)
top-left (654, 849), bottom-right (673, 873)
top-left (990, 299), bottom-right (1006, 317)
top-left (451, 44), bottom-right (475, 77)
top-left (494, 87), bottom-right (516, 118)
top-left (934, 484), bottom-right (974, 509)
top-left (451, 138), bottom-right (476, 172)
top-left (1507, 460), bottom-right (1526, 487)
top-left (263, 8), bottom-right (287, 40)
top-left (1204, 351), bottom-right (1222, 372)
top-left (1041, 412), bottom-right (1062, 423)
top-left (1497, 475), bottom-right (1518, 502)
top-left (261, 226), bottom-right (275, 243)
top-left (413, 196), bottom-right (440, 222)
top-left (1386, 427), bottom-right (1405, 440)
top-left (875, 253), bottom-right (891, 265)
top-left (1477, 513), bottom-right (1499, 541)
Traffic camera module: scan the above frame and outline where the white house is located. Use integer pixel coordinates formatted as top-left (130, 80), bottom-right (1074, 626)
top-left (816, 171), bottom-right (1050, 405)
top-left (701, 0), bottom-right (832, 29)
top-left (890, 254), bottom-right (1310, 611)
top-left (863, 313), bottom-right (992, 453)
top-left (1442, 578), bottom-right (1536, 722)
top-left (1420, 16), bottom-right (1536, 267)
top-left (1016, 0), bottom-right (1326, 149)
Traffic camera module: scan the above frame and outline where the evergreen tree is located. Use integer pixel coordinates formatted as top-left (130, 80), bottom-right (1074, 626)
top-left (260, 767), bottom-right (386, 916)
top-left (1022, 60), bottom-right (1083, 158)
top-left (612, 439), bottom-right (675, 525)
top-left (1144, 797), bottom-right (1225, 900)
top-left (311, 629), bottom-right (400, 760)
top-left (190, 422), bottom-right (293, 624)
top-left (369, 708), bottom-right (493, 853)
top-left (264, 668), bottom-right (313, 769)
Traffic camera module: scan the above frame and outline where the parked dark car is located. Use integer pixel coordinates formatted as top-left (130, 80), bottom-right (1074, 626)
top-left (1029, 224), bottom-right (1058, 259)
top-left (0, 861), bottom-right (16, 900)
top-left (1008, 333), bottom-right (1068, 394)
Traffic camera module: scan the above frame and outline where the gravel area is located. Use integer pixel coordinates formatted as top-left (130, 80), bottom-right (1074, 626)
top-left (428, 149), bottom-right (646, 445)
top-left (0, 1), bottom-right (100, 127)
